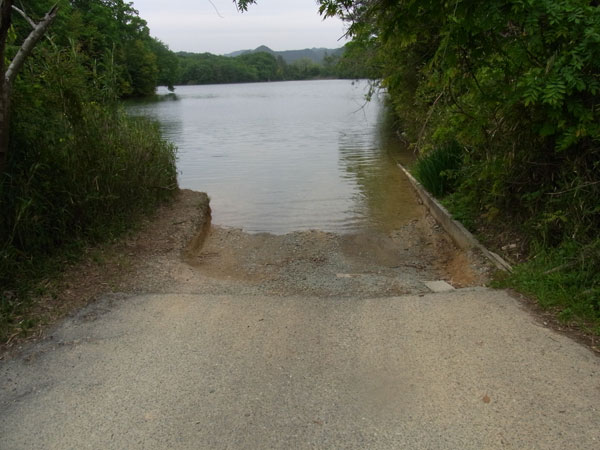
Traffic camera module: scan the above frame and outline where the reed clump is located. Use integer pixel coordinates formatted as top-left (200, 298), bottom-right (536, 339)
top-left (1, 95), bottom-right (177, 342)
top-left (412, 142), bottom-right (462, 198)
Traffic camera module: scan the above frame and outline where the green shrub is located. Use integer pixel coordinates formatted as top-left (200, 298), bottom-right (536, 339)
top-left (412, 141), bottom-right (462, 197)
top-left (495, 240), bottom-right (600, 333)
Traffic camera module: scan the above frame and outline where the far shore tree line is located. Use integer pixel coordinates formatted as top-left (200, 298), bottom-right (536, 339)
top-left (172, 50), bottom-right (370, 86)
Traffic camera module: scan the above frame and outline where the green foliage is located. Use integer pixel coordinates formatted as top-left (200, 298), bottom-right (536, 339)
top-left (323, 0), bottom-right (600, 239)
top-left (148, 38), bottom-right (179, 90)
top-left (0, 1), bottom-right (178, 340)
top-left (175, 49), bottom-right (368, 86)
top-left (3, 101), bottom-right (176, 252)
top-left (123, 38), bottom-right (158, 96)
top-left (1, 40), bottom-right (177, 280)
top-left (412, 142), bottom-right (462, 197)
top-left (495, 240), bottom-right (600, 333)
top-left (234, 0), bottom-right (258, 12)
top-left (13, 1), bottom-right (178, 97)
top-left (285, 57), bottom-right (323, 79)
top-left (237, 52), bottom-right (284, 80)
top-left (176, 51), bottom-right (282, 85)
top-left (332, 41), bottom-right (382, 79)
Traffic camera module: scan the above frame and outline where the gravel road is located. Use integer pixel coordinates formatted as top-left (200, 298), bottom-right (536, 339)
top-left (1, 191), bottom-right (598, 449)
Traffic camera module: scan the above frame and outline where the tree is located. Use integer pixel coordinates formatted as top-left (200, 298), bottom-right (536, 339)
top-left (0, 1), bottom-right (58, 173)
top-left (234, 1), bottom-right (258, 11)
top-left (123, 38), bottom-right (158, 97)
top-left (148, 38), bottom-right (179, 91)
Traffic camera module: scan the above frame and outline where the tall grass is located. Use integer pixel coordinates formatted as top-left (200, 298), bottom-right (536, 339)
top-left (411, 142), bottom-right (462, 197)
top-left (0, 102), bottom-right (177, 340)
top-left (495, 240), bottom-right (600, 333)
top-left (0, 25), bottom-right (180, 342)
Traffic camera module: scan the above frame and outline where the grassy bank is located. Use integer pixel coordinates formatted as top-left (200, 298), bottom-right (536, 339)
top-left (493, 242), bottom-right (600, 335)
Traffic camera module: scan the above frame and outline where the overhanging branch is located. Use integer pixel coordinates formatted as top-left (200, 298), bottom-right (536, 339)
top-left (12, 5), bottom-right (35, 28)
top-left (5, 3), bottom-right (58, 86)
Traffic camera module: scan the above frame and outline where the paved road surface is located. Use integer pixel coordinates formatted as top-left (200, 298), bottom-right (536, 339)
top-left (1, 288), bottom-right (598, 449)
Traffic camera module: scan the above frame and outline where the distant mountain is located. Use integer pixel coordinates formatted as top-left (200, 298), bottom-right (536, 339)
top-left (225, 45), bottom-right (344, 64)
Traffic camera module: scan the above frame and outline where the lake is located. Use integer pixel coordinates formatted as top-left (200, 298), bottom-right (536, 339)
top-left (128, 80), bottom-right (418, 234)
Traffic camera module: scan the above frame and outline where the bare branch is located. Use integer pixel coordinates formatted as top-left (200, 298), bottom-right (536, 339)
top-left (11, 5), bottom-right (35, 28)
top-left (5, 4), bottom-right (58, 86)
top-left (12, 4), bottom-right (57, 48)
top-left (208, 0), bottom-right (224, 18)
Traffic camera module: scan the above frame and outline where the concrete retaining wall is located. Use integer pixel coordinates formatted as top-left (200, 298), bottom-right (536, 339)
top-left (398, 164), bottom-right (512, 272)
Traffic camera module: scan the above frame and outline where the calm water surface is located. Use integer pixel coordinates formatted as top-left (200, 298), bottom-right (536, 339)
top-left (128, 80), bottom-right (418, 234)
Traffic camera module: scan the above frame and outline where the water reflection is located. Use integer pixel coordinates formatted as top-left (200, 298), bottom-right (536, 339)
top-left (127, 81), bottom-right (420, 234)
top-left (338, 104), bottom-right (420, 233)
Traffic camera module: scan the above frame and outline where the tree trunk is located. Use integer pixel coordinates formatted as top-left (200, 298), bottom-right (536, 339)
top-left (0, 79), bottom-right (10, 174)
top-left (0, 0), bottom-right (12, 175)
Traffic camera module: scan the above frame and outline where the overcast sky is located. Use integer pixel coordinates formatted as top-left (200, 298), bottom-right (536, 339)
top-left (130, 0), bottom-right (348, 54)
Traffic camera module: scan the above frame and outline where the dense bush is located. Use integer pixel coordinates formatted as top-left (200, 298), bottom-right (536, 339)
top-left (1, 53), bottom-right (177, 278)
top-left (320, 0), bottom-right (600, 239)
top-left (1, 101), bottom-right (176, 284)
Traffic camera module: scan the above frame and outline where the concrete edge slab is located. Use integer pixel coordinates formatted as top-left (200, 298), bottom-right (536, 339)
top-left (424, 280), bottom-right (456, 293)
top-left (398, 163), bottom-right (513, 273)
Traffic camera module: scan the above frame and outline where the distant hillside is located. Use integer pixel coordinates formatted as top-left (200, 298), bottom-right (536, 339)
top-left (226, 45), bottom-right (344, 64)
